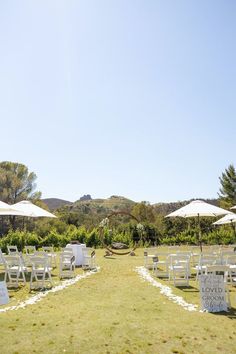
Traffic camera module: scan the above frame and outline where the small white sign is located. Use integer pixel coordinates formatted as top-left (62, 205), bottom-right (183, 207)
top-left (0, 281), bottom-right (9, 306)
top-left (199, 274), bottom-right (227, 312)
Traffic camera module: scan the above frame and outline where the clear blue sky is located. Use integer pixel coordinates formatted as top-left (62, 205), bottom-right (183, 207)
top-left (0, 1), bottom-right (235, 203)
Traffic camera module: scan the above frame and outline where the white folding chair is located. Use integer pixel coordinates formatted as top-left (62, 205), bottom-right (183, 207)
top-left (25, 245), bottom-right (36, 255)
top-left (7, 245), bottom-right (19, 255)
top-left (0, 248), bottom-right (5, 266)
top-left (154, 252), bottom-right (169, 278)
top-left (3, 255), bottom-right (27, 288)
top-left (168, 246), bottom-right (179, 253)
top-left (82, 248), bottom-right (96, 270)
top-left (42, 246), bottom-right (57, 268)
top-left (30, 255), bottom-right (53, 290)
top-left (62, 247), bottom-right (74, 255)
top-left (59, 251), bottom-right (75, 278)
top-left (221, 251), bottom-right (235, 265)
top-left (176, 252), bottom-right (192, 276)
top-left (24, 246), bottom-right (37, 266)
top-left (168, 254), bottom-right (190, 286)
top-left (144, 248), bottom-right (157, 269)
top-left (225, 254), bottom-right (236, 285)
top-left (195, 254), bottom-right (219, 280)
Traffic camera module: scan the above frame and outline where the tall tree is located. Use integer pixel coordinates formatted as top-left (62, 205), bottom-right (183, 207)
top-left (218, 164), bottom-right (236, 208)
top-left (132, 201), bottom-right (156, 223)
top-left (0, 161), bottom-right (41, 204)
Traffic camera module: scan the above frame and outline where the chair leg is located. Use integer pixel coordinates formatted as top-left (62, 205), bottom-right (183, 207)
top-left (48, 271), bottom-right (53, 286)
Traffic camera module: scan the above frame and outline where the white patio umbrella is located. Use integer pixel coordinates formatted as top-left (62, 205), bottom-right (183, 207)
top-left (12, 200), bottom-right (57, 218)
top-left (213, 213), bottom-right (236, 225)
top-left (213, 212), bottom-right (236, 240)
top-left (166, 200), bottom-right (230, 251)
top-left (0, 201), bottom-right (28, 216)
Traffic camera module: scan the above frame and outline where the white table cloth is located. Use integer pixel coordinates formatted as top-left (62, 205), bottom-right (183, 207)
top-left (66, 244), bottom-right (86, 266)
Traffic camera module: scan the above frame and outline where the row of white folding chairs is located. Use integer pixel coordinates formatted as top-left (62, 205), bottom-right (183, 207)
top-left (7, 245), bottom-right (57, 268)
top-left (148, 252), bottom-right (236, 286)
top-left (26, 246), bottom-right (57, 268)
top-left (146, 253), bottom-right (191, 286)
top-left (144, 249), bottom-right (236, 268)
top-left (144, 250), bottom-right (194, 270)
top-left (59, 246), bottom-right (96, 279)
top-left (2, 247), bottom-right (75, 288)
top-left (2, 253), bottom-right (53, 289)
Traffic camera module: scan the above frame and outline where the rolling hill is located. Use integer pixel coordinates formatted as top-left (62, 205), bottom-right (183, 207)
top-left (42, 198), bottom-right (73, 210)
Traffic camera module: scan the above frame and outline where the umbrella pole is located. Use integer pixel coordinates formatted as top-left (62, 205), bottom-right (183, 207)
top-left (1, 216), bottom-right (3, 235)
top-left (22, 217), bottom-right (25, 231)
top-left (230, 221), bottom-right (236, 242)
top-left (198, 214), bottom-right (203, 252)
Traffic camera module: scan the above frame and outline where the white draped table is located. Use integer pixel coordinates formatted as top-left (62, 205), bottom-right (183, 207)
top-left (66, 244), bottom-right (86, 266)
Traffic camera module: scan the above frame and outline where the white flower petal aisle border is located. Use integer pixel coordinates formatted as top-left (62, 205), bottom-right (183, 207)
top-left (135, 266), bottom-right (197, 312)
top-left (0, 268), bottom-right (100, 314)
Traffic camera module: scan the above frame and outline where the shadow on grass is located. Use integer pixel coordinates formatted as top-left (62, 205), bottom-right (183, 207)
top-left (175, 285), bottom-right (199, 292)
top-left (8, 287), bottom-right (25, 296)
top-left (211, 307), bottom-right (236, 319)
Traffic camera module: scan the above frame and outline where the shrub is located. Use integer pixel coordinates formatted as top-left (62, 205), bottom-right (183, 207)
top-left (40, 229), bottom-right (69, 248)
top-left (112, 231), bottom-right (132, 245)
top-left (0, 230), bottom-right (40, 252)
top-left (86, 229), bottom-right (101, 248)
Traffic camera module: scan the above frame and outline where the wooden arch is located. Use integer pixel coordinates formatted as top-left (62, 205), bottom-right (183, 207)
top-left (99, 211), bottom-right (139, 256)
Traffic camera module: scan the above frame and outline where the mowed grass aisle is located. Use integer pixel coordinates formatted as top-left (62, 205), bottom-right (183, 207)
top-left (0, 249), bottom-right (236, 354)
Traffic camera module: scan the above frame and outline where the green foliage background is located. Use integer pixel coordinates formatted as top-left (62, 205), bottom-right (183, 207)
top-left (0, 162), bottom-right (235, 250)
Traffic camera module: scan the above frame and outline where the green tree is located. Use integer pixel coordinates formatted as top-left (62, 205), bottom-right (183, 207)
top-left (218, 164), bottom-right (236, 208)
top-left (0, 161), bottom-right (41, 204)
top-left (132, 201), bottom-right (155, 223)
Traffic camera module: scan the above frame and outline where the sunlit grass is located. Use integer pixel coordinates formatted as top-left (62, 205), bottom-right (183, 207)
top-left (0, 248), bottom-right (236, 354)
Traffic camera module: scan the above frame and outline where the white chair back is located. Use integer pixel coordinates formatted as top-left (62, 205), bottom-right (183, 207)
top-left (221, 251), bottom-right (235, 265)
top-left (168, 254), bottom-right (190, 286)
top-left (59, 252), bottom-right (75, 279)
top-left (3, 254), bottom-right (26, 287)
top-left (25, 245), bottom-right (36, 255)
top-left (30, 255), bottom-right (53, 290)
top-left (153, 252), bottom-right (169, 278)
top-left (7, 245), bottom-right (19, 255)
top-left (0, 248), bottom-right (4, 264)
top-left (82, 248), bottom-right (96, 270)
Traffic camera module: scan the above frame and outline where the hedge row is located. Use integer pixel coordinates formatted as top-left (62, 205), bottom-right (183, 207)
top-left (0, 227), bottom-right (235, 252)
top-left (161, 229), bottom-right (236, 245)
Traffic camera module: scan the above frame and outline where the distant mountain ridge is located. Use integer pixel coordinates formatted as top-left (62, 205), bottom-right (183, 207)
top-left (72, 195), bottom-right (136, 214)
top-left (42, 198), bottom-right (73, 210)
top-left (42, 195), bottom-right (219, 215)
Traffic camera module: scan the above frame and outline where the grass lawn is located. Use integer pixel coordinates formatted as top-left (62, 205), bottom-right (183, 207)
top-left (0, 248), bottom-right (236, 354)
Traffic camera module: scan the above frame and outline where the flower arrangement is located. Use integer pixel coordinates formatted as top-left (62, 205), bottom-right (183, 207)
top-left (99, 217), bottom-right (109, 228)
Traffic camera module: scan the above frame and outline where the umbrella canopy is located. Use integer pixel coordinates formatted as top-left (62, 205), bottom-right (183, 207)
top-left (0, 201), bottom-right (28, 216)
top-left (166, 200), bottom-right (230, 218)
top-left (230, 206), bottom-right (236, 210)
top-left (12, 200), bottom-right (57, 218)
top-left (166, 200), bottom-right (230, 251)
top-left (213, 213), bottom-right (236, 225)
